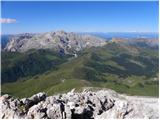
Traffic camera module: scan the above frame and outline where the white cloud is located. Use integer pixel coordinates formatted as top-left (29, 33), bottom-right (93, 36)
top-left (0, 18), bottom-right (17, 23)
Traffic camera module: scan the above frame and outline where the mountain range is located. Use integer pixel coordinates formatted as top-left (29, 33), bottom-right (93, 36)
top-left (4, 31), bottom-right (106, 54)
top-left (1, 31), bottom-right (159, 98)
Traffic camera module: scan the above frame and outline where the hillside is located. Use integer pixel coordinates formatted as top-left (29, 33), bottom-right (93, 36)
top-left (1, 49), bottom-right (71, 84)
top-left (1, 41), bottom-right (159, 97)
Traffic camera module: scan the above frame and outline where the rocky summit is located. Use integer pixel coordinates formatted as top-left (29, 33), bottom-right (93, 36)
top-left (0, 89), bottom-right (158, 119)
top-left (4, 31), bottom-right (106, 54)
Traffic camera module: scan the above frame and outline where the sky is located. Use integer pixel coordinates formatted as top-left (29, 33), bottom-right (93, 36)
top-left (1, 1), bottom-right (159, 34)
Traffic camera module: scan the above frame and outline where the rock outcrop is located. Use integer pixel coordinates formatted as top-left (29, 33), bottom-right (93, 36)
top-left (4, 31), bottom-right (106, 54)
top-left (0, 89), bottom-right (158, 119)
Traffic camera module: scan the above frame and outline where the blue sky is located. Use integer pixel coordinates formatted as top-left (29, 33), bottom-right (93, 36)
top-left (1, 1), bottom-right (158, 34)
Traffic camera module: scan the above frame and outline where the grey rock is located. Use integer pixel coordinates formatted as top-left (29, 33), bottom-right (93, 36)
top-left (27, 103), bottom-right (47, 119)
top-left (64, 104), bottom-right (72, 119)
top-left (0, 89), bottom-right (159, 119)
top-left (46, 104), bottom-right (62, 119)
top-left (29, 92), bottom-right (46, 102)
top-left (4, 31), bottom-right (106, 55)
top-left (2, 94), bottom-right (11, 99)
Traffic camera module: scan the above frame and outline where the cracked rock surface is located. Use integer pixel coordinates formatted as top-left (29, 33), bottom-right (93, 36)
top-left (0, 89), bottom-right (158, 119)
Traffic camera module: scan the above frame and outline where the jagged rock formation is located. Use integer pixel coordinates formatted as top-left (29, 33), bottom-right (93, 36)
top-left (0, 89), bottom-right (158, 119)
top-left (4, 31), bottom-right (106, 54)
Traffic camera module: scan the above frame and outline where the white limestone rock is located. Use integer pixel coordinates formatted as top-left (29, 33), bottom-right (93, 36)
top-left (0, 89), bottom-right (159, 119)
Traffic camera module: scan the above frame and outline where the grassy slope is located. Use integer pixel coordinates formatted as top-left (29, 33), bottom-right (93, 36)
top-left (2, 53), bottom-right (92, 97)
top-left (2, 43), bottom-right (159, 98)
top-left (1, 49), bottom-right (70, 84)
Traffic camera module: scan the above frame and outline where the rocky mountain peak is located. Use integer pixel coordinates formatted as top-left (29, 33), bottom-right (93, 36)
top-left (0, 89), bottom-right (158, 119)
top-left (4, 31), bottom-right (106, 54)
top-left (55, 30), bottom-right (67, 35)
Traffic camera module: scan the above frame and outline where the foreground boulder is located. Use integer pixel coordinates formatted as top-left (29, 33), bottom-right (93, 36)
top-left (0, 89), bottom-right (159, 119)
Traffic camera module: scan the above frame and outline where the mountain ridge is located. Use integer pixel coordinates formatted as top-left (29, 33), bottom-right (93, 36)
top-left (4, 31), bottom-right (106, 54)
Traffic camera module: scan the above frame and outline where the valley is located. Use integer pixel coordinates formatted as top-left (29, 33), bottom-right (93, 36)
top-left (1, 32), bottom-right (159, 98)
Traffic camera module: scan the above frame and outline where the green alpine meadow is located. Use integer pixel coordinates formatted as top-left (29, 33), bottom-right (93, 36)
top-left (2, 39), bottom-right (159, 98)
